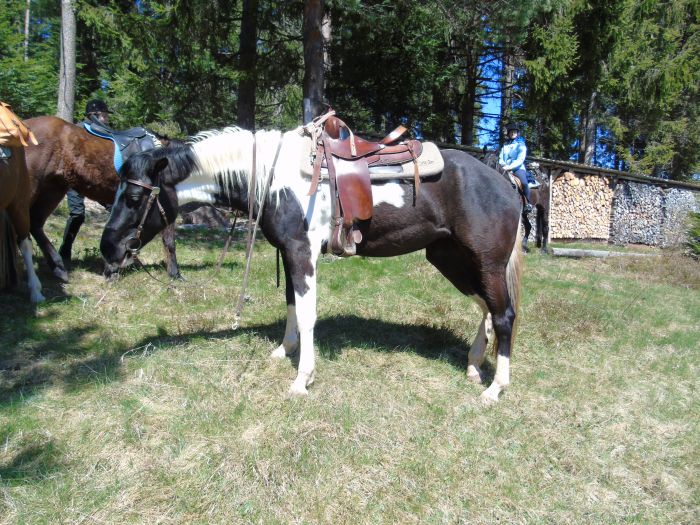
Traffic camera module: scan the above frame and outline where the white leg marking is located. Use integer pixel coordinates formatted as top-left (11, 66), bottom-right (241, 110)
top-left (288, 275), bottom-right (317, 397)
top-left (272, 305), bottom-right (299, 359)
top-left (481, 354), bottom-right (510, 404)
top-left (19, 238), bottom-right (44, 303)
top-left (467, 299), bottom-right (492, 383)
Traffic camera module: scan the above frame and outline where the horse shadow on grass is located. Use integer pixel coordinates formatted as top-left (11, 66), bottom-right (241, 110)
top-left (0, 312), bottom-right (492, 410)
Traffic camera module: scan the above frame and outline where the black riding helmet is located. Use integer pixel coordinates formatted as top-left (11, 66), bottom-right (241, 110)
top-left (85, 99), bottom-right (111, 115)
top-left (506, 122), bottom-right (520, 132)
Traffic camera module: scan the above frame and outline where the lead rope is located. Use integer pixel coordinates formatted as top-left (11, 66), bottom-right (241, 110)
top-left (232, 135), bottom-right (284, 329)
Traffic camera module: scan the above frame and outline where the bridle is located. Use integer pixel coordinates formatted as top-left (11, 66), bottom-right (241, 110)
top-left (123, 178), bottom-right (169, 255)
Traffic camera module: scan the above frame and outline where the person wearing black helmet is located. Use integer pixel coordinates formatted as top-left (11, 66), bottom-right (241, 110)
top-left (498, 123), bottom-right (533, 213)
top-left (58, 99), bottom-right (113, 266)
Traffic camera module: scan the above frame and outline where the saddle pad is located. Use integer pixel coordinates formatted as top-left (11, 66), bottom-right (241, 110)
top-left (83, 123), bottom-right (123, 172)
top-left (0, 102), bottom-right (38, 147)
top-left (300, 139), bottom-right (444, 181)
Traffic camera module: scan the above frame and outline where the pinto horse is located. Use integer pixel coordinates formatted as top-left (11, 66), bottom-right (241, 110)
top-left (23, 116), bottom-right (182, 282)
top-left (0, 145), bottom-right (44, 302)
top-left (100, 125), bottom-right (523, 403)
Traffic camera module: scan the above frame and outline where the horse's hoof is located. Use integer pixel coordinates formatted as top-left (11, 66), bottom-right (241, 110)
top-left (170, 272), bottom-right (185, 281)
top-left (480, 390), bottom-right (500, 405)
top-left (270, 346), bottom-right (287, 359)
top-left (53, 268), bottom-right (69, 283)
top-left (467, 371), bottom-right (483, 384)
top-left (288, 382), bottom-right (309, 397)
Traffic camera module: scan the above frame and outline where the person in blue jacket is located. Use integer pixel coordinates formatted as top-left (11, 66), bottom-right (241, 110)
top-left (499, 123), bottom-right (533, 212)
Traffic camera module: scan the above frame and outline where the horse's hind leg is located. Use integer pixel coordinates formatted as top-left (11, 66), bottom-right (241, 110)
top-left (160, 223), bottom-right (182, 279)
top-left (467, 298), bottom-right (494, 384)
top-left (426, 239), bottom-right (491, 379)
top-left (481, 273), bottom-right (516, 403)
top-left (29, 189), bottom-right (69, 282)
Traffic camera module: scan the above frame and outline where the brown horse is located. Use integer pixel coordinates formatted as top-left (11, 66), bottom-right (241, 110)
top-left (483, 153), bottom-right (550, 254)
top-left (0, 144), bottom-right (44, 302)
top-left (522, 163), bottom-right (550, 254)
top-left (23, 116), bottom-right (181, 282)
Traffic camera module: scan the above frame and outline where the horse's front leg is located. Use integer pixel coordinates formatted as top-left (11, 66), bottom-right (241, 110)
top-left (160, 223), bottom-right (182, 279)
top-left (271, 260), bottom-right (300, 359)
top-left (521, 213), bottom-right (531, 253)
top-left (288, 277), bottom-right (318, 396)
top-left (540, 212), bottom-right (550, 255)
top-left (274, 244), bottom-right (319, 396)
top-left (19, 237), bottom-right (45, 303)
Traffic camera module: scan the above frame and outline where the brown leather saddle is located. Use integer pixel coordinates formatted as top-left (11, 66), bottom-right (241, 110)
top-left (305, 111), bottom-right (423, 257)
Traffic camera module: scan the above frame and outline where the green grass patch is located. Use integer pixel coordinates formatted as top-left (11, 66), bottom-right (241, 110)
top-left (1, 210), bottom-right (698, 524)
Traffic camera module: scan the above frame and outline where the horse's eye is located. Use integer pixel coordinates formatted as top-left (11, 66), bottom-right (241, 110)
top-left (125, 192), bottom-right (143, 206)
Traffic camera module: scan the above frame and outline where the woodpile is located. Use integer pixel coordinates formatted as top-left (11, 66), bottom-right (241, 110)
top-left (550, 171), bottom-right (614, 240)
top-left (610, 182), bottom-right (698, 247)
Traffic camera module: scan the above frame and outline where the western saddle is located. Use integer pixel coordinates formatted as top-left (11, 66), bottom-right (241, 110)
top-left (303, 110), bottom-right (424, 257)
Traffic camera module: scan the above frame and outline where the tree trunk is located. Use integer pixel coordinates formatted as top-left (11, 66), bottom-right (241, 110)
top-left (322, 8), bottom-right (331, 94)
top-left (499, 45), bottom-right (514, 148)
top-left (302, 0), bottom-right (325, 124)
top-left (57, 0), bottom-right (76, 123)
top-left (236, 0), bottom-right (259, 129)
top-left (579, 91), bottom-right (597, 164)
top-left (23, 0), bottom-right (30, 62)
top-left (460, 47), bottom-right (478, 146)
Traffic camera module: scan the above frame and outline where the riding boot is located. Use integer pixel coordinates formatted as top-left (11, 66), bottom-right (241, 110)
top-left (58, 213), bottom-right (85, 268)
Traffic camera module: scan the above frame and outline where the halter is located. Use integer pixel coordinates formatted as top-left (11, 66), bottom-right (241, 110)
top-left (124, 178), bottom-right (169, 255)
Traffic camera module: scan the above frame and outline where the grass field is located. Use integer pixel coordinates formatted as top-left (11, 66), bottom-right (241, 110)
top-left (1, 206), bottom-right (699, 524)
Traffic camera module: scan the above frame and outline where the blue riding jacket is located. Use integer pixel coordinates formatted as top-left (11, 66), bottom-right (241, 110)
top-left (498, 138), bottom-right (527, 172)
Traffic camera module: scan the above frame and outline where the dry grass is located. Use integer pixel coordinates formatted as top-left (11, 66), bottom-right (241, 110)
top-left (1, 211), bottom-right (698, 524)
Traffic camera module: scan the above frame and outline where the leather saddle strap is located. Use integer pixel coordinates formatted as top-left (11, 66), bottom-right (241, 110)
top-left (380, 125), bottom-right (408, 145)
top-left (306, 140), bottom-right (324, 196)
top-left (322, 134), bottom-right (343, 225)
top-left (408, 141), bottom-right (420, 195)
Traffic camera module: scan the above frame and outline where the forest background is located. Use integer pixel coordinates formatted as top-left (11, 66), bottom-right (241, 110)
top-left (1, 0), bottom-right (698, 180)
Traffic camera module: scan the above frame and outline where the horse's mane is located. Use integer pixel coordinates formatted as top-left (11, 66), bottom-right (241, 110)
top-left (185, 126), bottom-right (282, 209)
top-left (120, 143), bottom-right (197, 185)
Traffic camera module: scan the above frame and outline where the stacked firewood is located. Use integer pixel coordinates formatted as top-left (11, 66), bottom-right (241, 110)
top-left (610, 182), bottom-right (698, 246)
top-left (550, 171), bottom-right (614, 240)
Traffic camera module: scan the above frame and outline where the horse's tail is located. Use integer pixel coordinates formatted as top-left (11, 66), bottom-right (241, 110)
top-left (0, 210), bottom-right (19, 289)
top-left (504, 217), bottom-right (524, 350)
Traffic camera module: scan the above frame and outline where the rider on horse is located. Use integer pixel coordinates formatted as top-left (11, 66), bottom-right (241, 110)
top-left (499, 123), bottom-right (533, 213)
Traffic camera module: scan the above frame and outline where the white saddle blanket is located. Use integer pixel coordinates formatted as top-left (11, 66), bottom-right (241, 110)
top-left (300, 138), bottom-right (444, 181)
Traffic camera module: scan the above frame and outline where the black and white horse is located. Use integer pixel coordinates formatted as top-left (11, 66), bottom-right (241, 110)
top-left (100, 125), bottom-right (523, 403)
